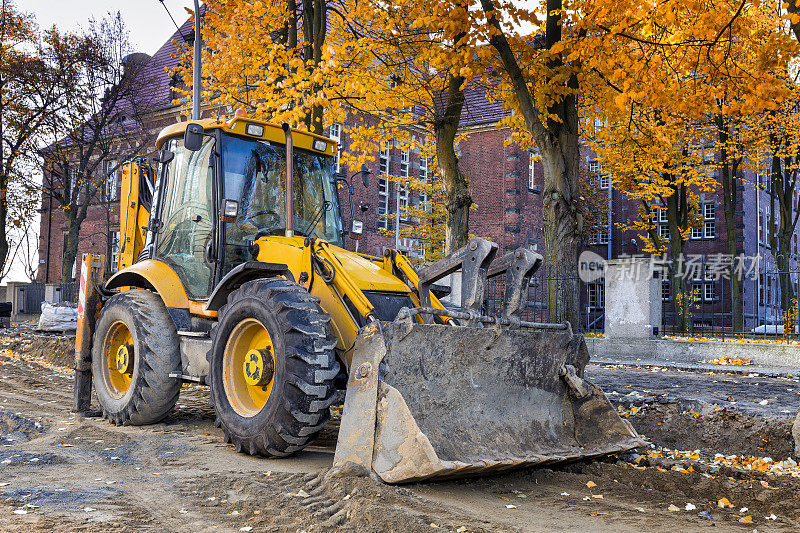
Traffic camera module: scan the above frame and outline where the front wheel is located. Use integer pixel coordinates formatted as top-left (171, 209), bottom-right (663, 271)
top-left (207, 278), bottom-right (339, 456)
top-left (91, 289), bottom-right (182, 425)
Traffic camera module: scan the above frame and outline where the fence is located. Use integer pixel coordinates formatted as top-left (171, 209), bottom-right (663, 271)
top-left (480, 255), bottom-right (800, 339)
top-left (482, 263), bottom-right (602, 332)
top-left (12, 282), bottom-right (79, 316)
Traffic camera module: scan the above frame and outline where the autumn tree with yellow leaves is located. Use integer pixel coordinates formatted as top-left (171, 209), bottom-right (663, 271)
top-left (577, 0), bottom-right (795, 330)
top-left (177, 0), bottom-right (478, 252)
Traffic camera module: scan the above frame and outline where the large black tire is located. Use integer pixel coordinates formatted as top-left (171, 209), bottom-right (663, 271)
top-left (207, 278), bottom-right (339, 457)
top-left (91, 289), bottom-right (182, 426)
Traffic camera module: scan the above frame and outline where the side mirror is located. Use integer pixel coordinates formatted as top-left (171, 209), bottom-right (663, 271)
top-left (184, 123), bottom-right (205, 151)
top-left (159, 150), bottom-right (174, 164)
top-left (360, 164), bottom-right (371, 188)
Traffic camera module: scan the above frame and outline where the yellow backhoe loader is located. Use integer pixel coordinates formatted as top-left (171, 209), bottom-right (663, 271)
top-left (73, 114), bottom-right (644, 483)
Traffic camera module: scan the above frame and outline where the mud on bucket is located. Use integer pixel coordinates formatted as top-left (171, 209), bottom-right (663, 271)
top-left (332, 320), bottom-right (646, 483)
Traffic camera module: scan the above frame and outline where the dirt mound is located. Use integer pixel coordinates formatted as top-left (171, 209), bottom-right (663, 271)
top-left (566, 458), bottom-right (800, 525)
top-left (3, 334), bottom-right (75, 368)
top-left (177, 470), bottom-right (500, 532)
top-left (627, 403), bottom-right (794, 460)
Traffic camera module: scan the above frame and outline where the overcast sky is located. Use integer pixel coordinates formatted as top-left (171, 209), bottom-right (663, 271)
top-left (22, 0), bottom-right (196, 55)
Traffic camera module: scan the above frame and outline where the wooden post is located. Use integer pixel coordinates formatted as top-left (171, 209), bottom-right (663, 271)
top-left (73, 253), bottom-right (106, 413)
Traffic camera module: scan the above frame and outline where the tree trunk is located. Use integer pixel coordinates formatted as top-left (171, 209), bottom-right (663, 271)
top-left (434, 73), bottom-right (471, 254)
top-left (541, 137), bottom-right (581, 325)
top-left (666, 183), bottom-right (690, 332)
top-left (481, 0), bottom-right (581, 326)
top-left (0, 182), bottom-right (8, 282)
top-left (716, 117), bottom-right (743, 331)
top-left (62, 220), bottom-right (80, 281)
top-left (776, 233), bottom-right (795, 313)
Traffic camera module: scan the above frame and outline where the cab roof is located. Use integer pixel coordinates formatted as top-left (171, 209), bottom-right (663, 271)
top-left (155, 116), bottom-right (338, 157)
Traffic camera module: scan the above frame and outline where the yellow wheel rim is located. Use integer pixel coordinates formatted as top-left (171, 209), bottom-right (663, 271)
top-left (223, 318), bottom-right (276, 418)
top-left (103, 321), bottom-right (134, 399)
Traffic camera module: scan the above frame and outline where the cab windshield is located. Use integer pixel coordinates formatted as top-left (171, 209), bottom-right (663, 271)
top-left (222, 134), bottom-right (342, 269)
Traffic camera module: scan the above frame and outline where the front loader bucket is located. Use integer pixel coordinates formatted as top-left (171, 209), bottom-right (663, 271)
top-left (333, 320), bottom-right (645, 483)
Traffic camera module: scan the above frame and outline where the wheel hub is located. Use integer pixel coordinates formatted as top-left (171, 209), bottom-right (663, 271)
top-left (115, 344), bottom-right (134, 375)
top-left (243, 348), bottom-right (274, 387)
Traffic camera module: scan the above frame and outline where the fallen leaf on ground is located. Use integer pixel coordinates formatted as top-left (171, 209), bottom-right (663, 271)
top-left (592, 494), bottom-right (604, 499)
top-left (456, 527), bottom-right (467, 533)
top-left (668, 504), bottom-right (680, 512)
top-left (586, 481), bottom-right (597, 489)
top-left (738, 516), bottom-right (753, 523)
top-left (718, 498), bottom-right (733, 508)
top-left (505, 504), bottom-right (517, 509)
top-left (765, 514), bottom-right (777, 520)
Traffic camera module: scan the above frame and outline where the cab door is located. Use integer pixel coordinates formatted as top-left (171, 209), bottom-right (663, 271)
top-left (153, 136), bottom-right (217, 299)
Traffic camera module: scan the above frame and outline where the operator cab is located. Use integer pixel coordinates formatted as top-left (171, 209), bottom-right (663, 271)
top-left (149, 117), bottom-right (343, 300)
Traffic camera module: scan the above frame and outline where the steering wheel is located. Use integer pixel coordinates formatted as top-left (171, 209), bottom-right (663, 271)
top-left (244, 209), bottom-right (280, 226)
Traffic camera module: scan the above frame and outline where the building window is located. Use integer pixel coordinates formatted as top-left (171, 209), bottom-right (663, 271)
top-left (758, 210), bottom-right (764, 243)
top-left (794, 234), bottom-right (798, 256)
top-left (379, 142), bottom-right (389, 175)
top-left (759, 273), bottom-right (765, 305)
top-left (529, 152), bottom-right (539, 190)
top-left (377, 177), bottom-right (389, 230)
top-left (703, 202), bottom-right (715, 238)
top-left (111, 231), bottom-right (120, 271)
top-left (693, 285), bottom-right (703, 301)
top-left (419, 157), bottom-right (427, 180)
top-left (398, 184), bottom-right (409, 221)
top-left (590, 225), bottom-right (610, 245)
top-left (104, 160), bottom-right (119, 201)
top-left (767, 277), bottom-right (772, 306)
top-left (658, 224), bottom-right (670, 238)
top-left (400, 147), bottom-right (409, 177)
top-left (71, 166), bottom-right (83, 205)
top-left (599, 173), bottom-right (610, 190)
top-left (329, 123), bottom-right (342, 173)
top-left (662, 280), bottom-right (670, 301)
top-left (703, 282), bottom-right (715, 301)
top-left (587, 283), bottom-right (604, 309)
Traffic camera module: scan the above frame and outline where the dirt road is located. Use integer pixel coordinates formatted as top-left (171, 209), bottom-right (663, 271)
top-left (1, 338), bottom-right (799, 532)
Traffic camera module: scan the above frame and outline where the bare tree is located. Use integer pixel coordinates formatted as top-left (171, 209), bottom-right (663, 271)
top-left (0, 1), bottom-right (90, 282)
top-left (36, 12), bottom-right (158, 281)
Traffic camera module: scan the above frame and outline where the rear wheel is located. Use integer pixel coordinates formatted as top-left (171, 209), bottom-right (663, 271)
top-left (92, 289), bottom-right (182, 425)
top-left (208, 278), bottom-right (339, 456)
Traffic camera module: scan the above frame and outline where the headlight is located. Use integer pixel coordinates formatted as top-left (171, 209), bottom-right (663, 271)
top-left (313, 139), bottom-right (328, 152)
top-left (245, 123), bottom-right (264, 137)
